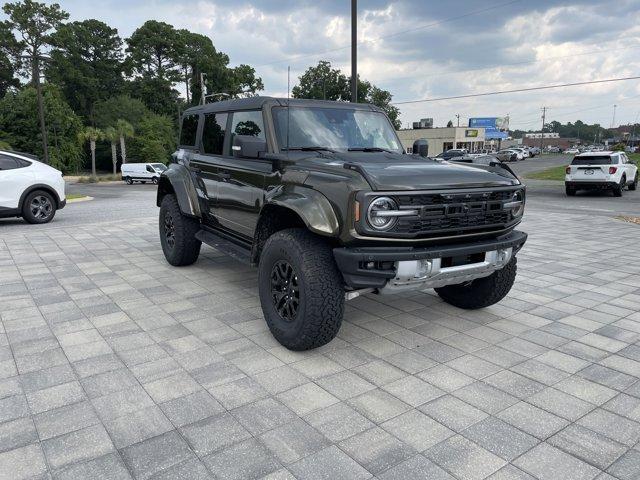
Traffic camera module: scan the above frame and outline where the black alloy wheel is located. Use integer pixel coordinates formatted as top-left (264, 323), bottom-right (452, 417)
top-left (270, 260), bottom-right (300, 321)
top-left (30, 195), bottom-right (53, 221)
top-left (163, 210), bottom-right (176, 250)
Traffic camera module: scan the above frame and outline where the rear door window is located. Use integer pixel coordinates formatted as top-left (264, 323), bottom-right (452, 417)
top-left (0, 155), bottom-right (19, 170)
top-left (226, 111), bottom-right (265, 155)
top-left (180, 114), bottom-right (199, 147)
top-left (202, 112), bottom-right (228, 155)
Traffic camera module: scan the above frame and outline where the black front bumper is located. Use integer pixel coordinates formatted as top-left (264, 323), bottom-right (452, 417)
top-left (333, 230), bottom-right (528, 289)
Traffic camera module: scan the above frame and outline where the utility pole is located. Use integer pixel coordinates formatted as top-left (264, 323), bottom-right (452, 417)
top-left (539, 106), bottom-right (547, 152)
top-left (456, 114), bottom-right (460, 127)
top-left (611, 104), bottom-right (617, 128)
top-left (351, 0), bottom-right (357, 103)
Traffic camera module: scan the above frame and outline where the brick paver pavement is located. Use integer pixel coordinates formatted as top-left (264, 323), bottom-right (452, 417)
top-left (1, 209), bottom-right (640, 479)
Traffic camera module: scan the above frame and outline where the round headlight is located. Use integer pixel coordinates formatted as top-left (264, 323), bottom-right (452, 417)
top-left (511, 190), bottom-right (524, 217)
top-left (367, 196), bottom-right (398, 230)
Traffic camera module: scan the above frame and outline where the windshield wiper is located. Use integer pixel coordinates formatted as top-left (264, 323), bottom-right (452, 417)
top-left (348, 147), bottom-right (394, 153)
top-left (282, 146), bottom-right (336, 153)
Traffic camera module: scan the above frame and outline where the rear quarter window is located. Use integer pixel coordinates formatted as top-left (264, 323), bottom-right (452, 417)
top-left (180, 114), bottom-right (199, 147)
top-left (571, 156), bottom-right (613, 165)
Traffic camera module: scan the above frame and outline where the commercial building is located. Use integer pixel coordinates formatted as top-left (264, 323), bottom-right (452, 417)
top-left (397, 126), bottom-right (486, 156)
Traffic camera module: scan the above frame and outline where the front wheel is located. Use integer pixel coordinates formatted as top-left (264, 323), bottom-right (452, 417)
top-left (22, 190), bottom-right (57, 224)
top-left (258, 228), bottom-right (345, 351)
top-left (435, 257), bottom-right (517, 309)
top-left (152, 177), bottom-right (159, 185)
top-left (159, 194), bottom-right (201, 266)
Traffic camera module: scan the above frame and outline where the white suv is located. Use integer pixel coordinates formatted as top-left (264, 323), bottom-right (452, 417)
top-left (0, 150), bottom-right (66, 223)
top-left (565, 151), bottom-right (638, 197)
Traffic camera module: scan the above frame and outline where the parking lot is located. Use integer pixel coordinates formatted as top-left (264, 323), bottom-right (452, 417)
top-left (1, 155), bottom-right (640, 480)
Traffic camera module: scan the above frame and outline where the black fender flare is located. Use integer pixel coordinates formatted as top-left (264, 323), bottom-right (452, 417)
top-left (264, 185), bottom-right (339, 236)
top-left (157, 164), bottom-right (201, 218)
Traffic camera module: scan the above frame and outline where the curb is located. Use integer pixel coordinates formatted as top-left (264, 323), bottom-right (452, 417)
top-left (67, 196), bottom-right (94, 204)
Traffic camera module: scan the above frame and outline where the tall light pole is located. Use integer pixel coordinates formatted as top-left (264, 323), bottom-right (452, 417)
top-left (611, 104), bottom-right (617, 128)
top-left (351, 0), bottom-right (357, 103)
top-left (455, 114), bottom-right (460, 127)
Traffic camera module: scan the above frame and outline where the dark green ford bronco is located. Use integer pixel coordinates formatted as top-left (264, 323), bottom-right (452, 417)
top-left (157, 97), bottom-right (527, 350)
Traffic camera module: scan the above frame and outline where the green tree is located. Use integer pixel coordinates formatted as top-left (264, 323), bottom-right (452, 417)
top-left (0, 21), bottom-right (21, 96)
top-left (47, 19), bottom-right (124, 122)
top-left (115, 119), bottom-right (134, 164)
top-left (131, 114), bottom-right (175, 163)
top-left (0, 84), bottom-right (82, 172)
top-left (93, 94), bottom-right (150, 129)
top-left (103, 126), bottom-right (118, 174)
top-left (292, 60), bottom-right (401, 129)
top-left (126, 20), bottom-right (180, 81)
top-left (176, 32), bottom-right (263, 106)
top-left (2, 0), bottom-right (69, 164)
top-left (78, 126), bottom-right (103, 177)
top-left (447, 120), bottom-right (454, 127)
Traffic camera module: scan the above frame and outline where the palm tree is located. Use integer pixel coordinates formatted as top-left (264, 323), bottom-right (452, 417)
top-left (104, 127), bottom-right (118, 175)
top-left (115, 119), bottom-right (134, 164)
top-left (78, 127), bottom-right (103, 178)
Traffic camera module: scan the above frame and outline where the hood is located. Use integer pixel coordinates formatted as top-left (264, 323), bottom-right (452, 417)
top-left (297, 151), bottom-right (520, 191)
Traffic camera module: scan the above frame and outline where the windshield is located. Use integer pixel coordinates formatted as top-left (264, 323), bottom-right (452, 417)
top-left (152, 163), bottom-right (167, 172)
top-left (273, 106), bottom-right (403, 154)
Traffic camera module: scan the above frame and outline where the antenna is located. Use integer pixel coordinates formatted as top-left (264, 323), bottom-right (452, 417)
top-left (286, 66), bottom-right (291, 158)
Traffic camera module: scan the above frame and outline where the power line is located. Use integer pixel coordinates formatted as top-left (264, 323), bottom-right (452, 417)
top-left (254, 0), bottom-right (522, 68)
top-left (392, 76), bottom-right (640, 105)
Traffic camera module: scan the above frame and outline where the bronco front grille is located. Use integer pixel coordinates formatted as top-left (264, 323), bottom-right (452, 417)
top-left (388, 188), bottom-right (519, 238)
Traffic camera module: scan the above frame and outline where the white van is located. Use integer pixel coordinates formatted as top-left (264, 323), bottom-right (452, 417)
top-left (121, 163), bottom-right (167, 185)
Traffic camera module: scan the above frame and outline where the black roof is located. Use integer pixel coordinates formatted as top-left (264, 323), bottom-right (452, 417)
top-left (183, 96), bottom-right (382, 115)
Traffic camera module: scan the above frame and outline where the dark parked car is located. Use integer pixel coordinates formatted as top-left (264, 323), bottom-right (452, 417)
top-left (436, 148), bottom-right (468, 160)
top-left (157, 97), bottom-right (527, 350)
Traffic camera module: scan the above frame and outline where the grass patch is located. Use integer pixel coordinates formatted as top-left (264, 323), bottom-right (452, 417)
top-left (76, 174), bottom-right (121, 183)
top-left (524, 165), bottom-right (567, 181)
top-left (66, 194), bottom-right (87, 200)
top-left (628, 152), bottom-right (640, 163)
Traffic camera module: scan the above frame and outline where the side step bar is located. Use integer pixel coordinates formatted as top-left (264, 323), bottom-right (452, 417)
top-left (195, 229), bottom-right (252, 265)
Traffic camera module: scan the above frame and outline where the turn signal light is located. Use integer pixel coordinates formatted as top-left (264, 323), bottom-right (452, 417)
top-left (565, 166), bottom-right (571, 174)
top-left (609, 166), bottom-right (617, 174)
top-left (354, 201), bottom-right (360, 222)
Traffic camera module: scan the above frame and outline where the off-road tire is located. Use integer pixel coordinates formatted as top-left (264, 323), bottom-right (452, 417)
top-left (565, 185), bottom-right (576, 196)
top-left (435, 257), bottom-right (517, 309)
top-left (159, 194), bottom-right (201, 266)
top-left (22, 190), bottom-right (57, 224)
top-left (613, 176), bottom-right (625, 197)
top-left (629, 173), bottom-right (638, 191)
top-left (258, 228), bottom-right (344, 350)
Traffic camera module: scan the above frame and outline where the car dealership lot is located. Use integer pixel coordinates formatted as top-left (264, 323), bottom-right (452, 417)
top-left (1, 166), bottom-right (640, 479)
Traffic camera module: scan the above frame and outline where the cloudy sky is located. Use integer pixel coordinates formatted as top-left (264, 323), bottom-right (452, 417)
top-left (27, 0), bottom-right (640, 129)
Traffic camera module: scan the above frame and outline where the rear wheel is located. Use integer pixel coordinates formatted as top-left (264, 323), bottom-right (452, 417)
top-left (258, 228), bottom-right (344, 351)
top-left (613, 176), bottom-right (625, 197)
top-left (159, 194), bottom-right (201, 266)
top-left (629, 173), bottom-right (638, 191)
top-left (435, 257), bottom-right (517, 309)
top-left (22, 190), bottom-right (57, 224)
top-left (565, 185), bottom-right (576, 196)
top-left (125, 177), bottom-right (133, 185)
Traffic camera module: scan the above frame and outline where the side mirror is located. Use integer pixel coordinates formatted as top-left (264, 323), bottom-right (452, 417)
top-left (232, 135), bottom-right (267, 159)
top-left (412, 139), bottom-right (429, 157)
